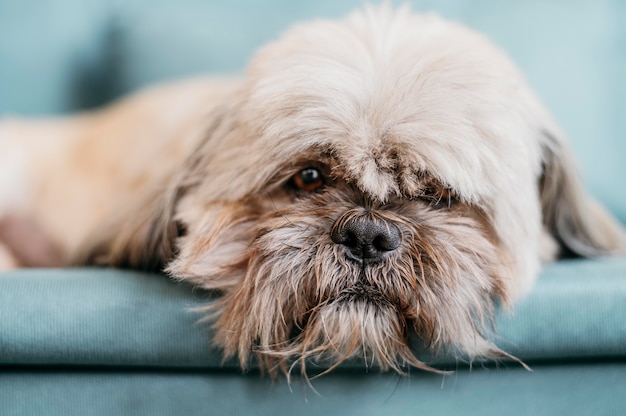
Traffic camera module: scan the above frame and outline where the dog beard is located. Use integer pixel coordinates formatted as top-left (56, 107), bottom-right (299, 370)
top-left (167, 185), bottom-right (509, 376)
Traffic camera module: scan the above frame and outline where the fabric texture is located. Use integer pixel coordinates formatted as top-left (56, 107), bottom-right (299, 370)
top-left (2, 259), bottom-right (626, 370)
top-left (1, 262), bottom-right (625, 414)
top-left (2, 364), bottom-right (626, 416)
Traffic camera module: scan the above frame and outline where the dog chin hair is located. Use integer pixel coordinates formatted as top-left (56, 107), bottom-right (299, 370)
top-left (168, 187), bottom-right (512, 377)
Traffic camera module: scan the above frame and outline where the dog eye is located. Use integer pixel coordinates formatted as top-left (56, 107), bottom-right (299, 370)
top-left (289, 167), bottom-right (325, 192)
top-left (419, 186), bottom-right (458, 208)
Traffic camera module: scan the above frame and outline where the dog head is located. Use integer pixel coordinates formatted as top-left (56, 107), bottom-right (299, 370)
top-left (84, 6), bottom-right (626, 375)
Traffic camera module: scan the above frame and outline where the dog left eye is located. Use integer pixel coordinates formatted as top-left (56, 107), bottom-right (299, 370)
top-left (420, 186), bottom-right (458, 208)
top-left (289, 167), bottom-right (325, 192)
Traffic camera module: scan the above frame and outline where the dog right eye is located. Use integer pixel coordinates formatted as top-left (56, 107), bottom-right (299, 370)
top-left (288, 167), bottom-right (325, 192)
top-left (419, 186), bottom-right (459, 208)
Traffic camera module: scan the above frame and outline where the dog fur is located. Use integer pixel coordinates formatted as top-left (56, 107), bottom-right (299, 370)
top-left (1, 6), bottom-right (625, 375)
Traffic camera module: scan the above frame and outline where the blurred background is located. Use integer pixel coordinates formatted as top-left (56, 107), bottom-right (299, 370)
top-left (0, 0), bottom-right (624, 221)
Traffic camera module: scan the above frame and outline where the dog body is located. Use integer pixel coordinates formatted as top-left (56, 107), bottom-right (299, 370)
top-left (1, 6), bottom-right (624, 374)
top-left (0, 77), bottom-right (238, 267)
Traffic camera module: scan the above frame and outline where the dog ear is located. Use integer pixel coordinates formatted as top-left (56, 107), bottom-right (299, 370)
top-left (540, 130), bottom-right (626, 258)
top-left (75, 188), bottom-right (180, 271)
top-left (76, 101), bottom-right (239, 271)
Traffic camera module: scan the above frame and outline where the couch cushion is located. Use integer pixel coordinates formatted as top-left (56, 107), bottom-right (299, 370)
top-left (2, 258), bottom-right (626, 415)
top-left (1, 258), bottom-right (625, 369)
top-left (2, 363), bottom-right (626, 416)
top-left (0, 269), bottom-right (219, 368)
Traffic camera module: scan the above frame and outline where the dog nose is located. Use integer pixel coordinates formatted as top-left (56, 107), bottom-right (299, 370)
top-left (331, 214), bottom-right (401, 262)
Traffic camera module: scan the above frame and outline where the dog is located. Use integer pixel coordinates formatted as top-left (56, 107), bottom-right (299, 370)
top-left (1, 5), bottom-right (625, 376)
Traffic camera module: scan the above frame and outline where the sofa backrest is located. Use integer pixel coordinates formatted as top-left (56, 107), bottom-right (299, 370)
top-left (1, 0), bottom-right (624, 222)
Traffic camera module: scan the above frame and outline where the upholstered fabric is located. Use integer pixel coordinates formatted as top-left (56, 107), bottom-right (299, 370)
top-left (2, 364), bottom-right (626, 416)
top-left (2, 259), bottom-right (626, 370)
top-left (1, 259), bottom-right (626, 415)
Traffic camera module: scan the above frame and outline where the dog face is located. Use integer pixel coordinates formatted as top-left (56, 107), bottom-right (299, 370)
top-left (84, 6), bottom-right (625, 375)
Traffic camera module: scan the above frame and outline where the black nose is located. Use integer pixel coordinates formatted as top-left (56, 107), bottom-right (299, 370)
top-left (330, 214), bottom-right (401, 262)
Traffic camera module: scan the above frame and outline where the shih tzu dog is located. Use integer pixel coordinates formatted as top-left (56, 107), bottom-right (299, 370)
top-left (1, 5), bottom-right (625, 376)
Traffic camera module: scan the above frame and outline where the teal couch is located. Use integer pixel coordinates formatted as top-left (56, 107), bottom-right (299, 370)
top-left (1, 1), bottom-right (625, 415)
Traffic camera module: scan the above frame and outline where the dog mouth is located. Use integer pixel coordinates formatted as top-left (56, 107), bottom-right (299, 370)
top-left (283, 283), bottom-right (420, 374)
top-left (328, 264), bottom-right (400, 306)
top-left (333, 284), bottom-right (391, 306)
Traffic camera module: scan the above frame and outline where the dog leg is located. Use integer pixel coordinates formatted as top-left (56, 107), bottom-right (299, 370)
top-left (0, 119), bottom-right (54, 267)
top-left (0, 242), bottom-right (18, 270)
top-left (0, 216), bottom-right (64, 267)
